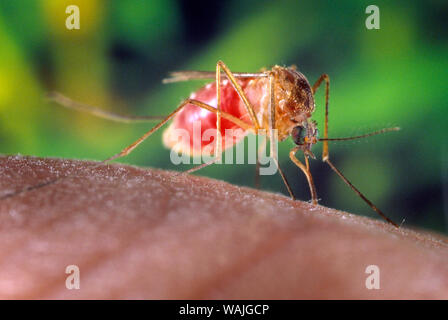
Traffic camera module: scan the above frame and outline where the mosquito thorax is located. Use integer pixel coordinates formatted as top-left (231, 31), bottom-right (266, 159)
top-left (270, 66), bottom-right (315, 141)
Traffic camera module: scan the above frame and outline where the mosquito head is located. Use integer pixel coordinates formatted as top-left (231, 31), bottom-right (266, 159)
top-left (291, 120), bottom-right (319, 149)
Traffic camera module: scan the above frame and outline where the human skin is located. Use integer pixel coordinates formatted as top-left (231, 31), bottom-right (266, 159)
top-left (0, 155), bottom-right (447, 299)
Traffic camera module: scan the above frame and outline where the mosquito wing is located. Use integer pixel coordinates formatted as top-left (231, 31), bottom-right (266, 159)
top-left (162, 71), bottom-right (268, 84)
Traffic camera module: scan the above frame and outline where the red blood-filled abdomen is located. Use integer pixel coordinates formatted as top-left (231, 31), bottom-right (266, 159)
top-left (163, 80), bottom-right (256, 156)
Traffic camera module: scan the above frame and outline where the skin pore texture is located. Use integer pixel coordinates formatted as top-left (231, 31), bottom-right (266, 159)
top-left (0, 155), bottom-right (448, 299)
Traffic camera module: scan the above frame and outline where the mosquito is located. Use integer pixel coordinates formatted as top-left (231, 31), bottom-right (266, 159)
top-left (41, 61), bottom-right (400, 226)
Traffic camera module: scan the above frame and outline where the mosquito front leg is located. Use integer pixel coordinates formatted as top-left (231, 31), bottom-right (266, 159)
top-left (325, 158), bottom-right (399, 227)
top-left (312, 74), bottom-right (330, 161)
top-left (312, 74), bottom-right (398, 227)
top-left (289, 147), bottom-right (318, 204)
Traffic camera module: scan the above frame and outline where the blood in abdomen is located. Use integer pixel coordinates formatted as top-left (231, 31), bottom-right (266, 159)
top-left (163, 80), bottom-right (254, 155)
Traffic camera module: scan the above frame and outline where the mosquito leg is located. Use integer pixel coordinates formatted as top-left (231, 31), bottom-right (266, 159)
top-left (325, 159), bottom-right (399, 227)
top-left (267, 73), bottom-right (295, 200)
top-left (0, 100), bottom-right (252, 200)
top-left (312, 75), bottom-right (398, 227)
top-left (255, 135), bottom-right (267, 189)
top-left (215, 60), bottom-right (223, 161)
top-left (163, 71), bottom-right (267, 83)
top-left (289, 147), bottom-right (318, 204)
top-left (312, 74), bottom-right (330, 161)
top-left (46, 92), bottom-right (166, 123)
top-left (272, 157), bottom-right (295, 200)
top-left (217, 61), bottom-right (261, 131)
top-left (183, 67), bottom-right (224, 174)
top-left (103, 99), bottom-right (252, 164)
top-left (184, 60), bottom-right (264, 175)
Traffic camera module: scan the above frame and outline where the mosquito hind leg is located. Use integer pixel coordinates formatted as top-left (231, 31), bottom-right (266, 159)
top-left (46, 92), bottom-right (166, 123)
top-left (0, 100), bottom-right (251, 201)
top-left (255, 135), bottom-right (267, 189)
top-left (104, 99), bottom-right (252, 164)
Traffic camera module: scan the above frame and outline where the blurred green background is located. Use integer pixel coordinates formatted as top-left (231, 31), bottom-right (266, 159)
top-left (0, 0), bottom-right (447, 232)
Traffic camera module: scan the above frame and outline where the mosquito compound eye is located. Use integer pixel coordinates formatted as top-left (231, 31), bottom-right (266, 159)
top-left (292, 125), bottom-right (307, 145)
